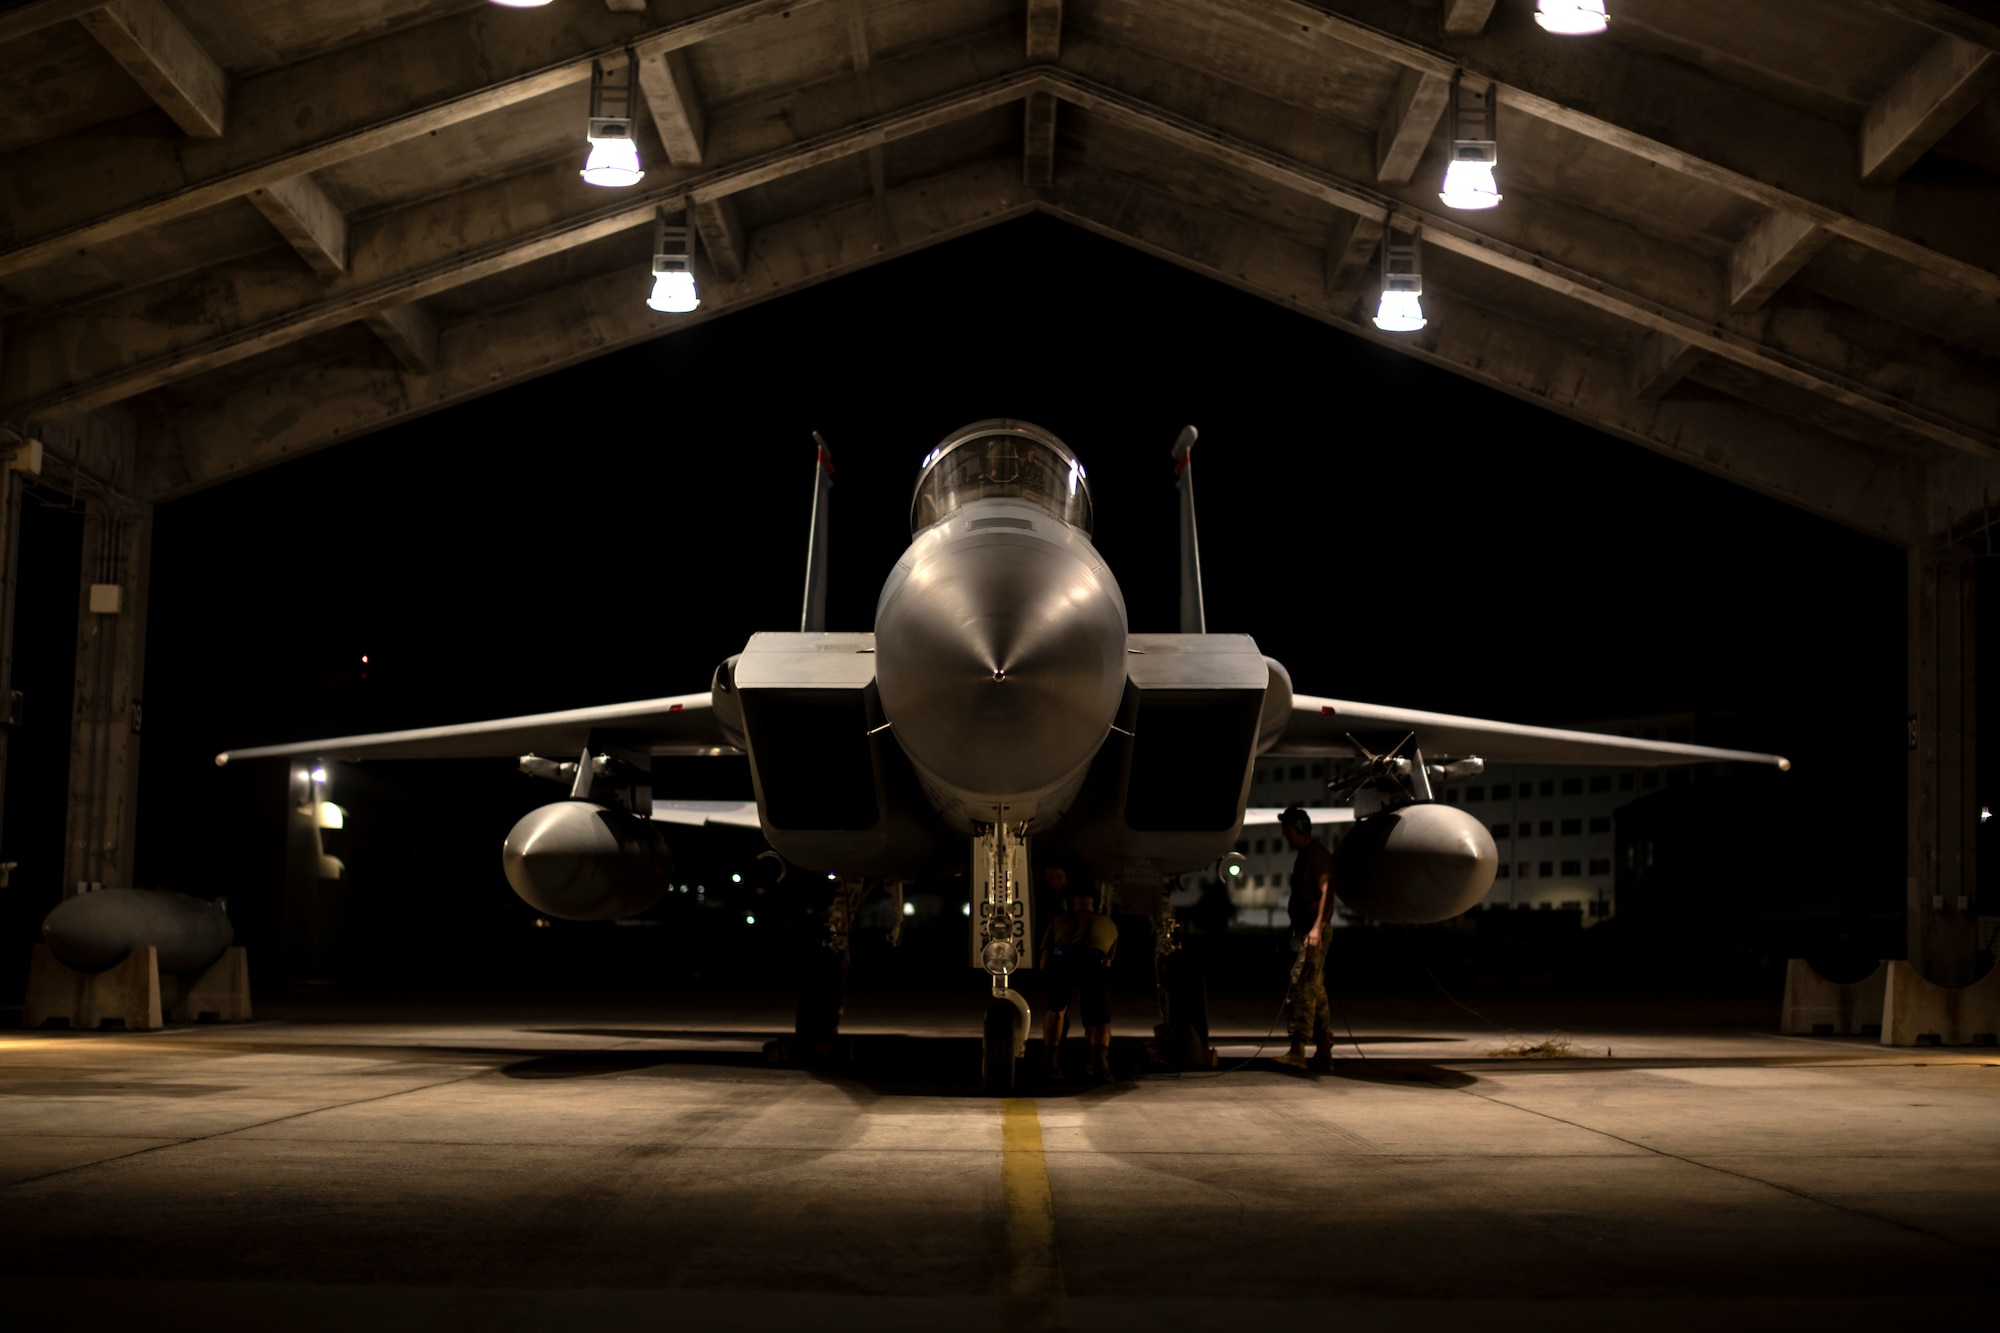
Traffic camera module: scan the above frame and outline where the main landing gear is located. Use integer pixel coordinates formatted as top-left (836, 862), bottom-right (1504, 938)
top-left (972, 820), bottom-right (1032, 1096)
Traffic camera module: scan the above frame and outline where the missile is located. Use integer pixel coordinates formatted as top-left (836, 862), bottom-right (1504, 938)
top-left (42, 889), bottom-right (233, 973)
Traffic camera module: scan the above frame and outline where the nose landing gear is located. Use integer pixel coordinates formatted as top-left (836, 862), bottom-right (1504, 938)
top-left (972, 818), bottom-right (1033, 1096)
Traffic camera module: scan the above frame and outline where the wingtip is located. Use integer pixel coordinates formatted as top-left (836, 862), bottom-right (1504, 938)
top-left (214, 753), bottom-right (229, 767)
top-left (1777, 757), bottom-right (1792, 772)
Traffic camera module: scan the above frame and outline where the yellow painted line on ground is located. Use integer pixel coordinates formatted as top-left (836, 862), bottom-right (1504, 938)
top-left (1000, 1097), bottom-right (1067, 1317)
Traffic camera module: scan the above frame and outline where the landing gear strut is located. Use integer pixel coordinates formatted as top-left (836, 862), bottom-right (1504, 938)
top-left (773, 876), bottom-right (871, 1066)
top-left (972, 820), bottom-right (1032, 1095)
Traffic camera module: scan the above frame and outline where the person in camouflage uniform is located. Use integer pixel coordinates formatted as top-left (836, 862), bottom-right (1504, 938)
top-left (1275, 806), bottom-right (1335, 1071)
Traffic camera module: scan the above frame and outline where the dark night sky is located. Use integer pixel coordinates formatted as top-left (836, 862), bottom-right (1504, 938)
top-left (7, 213), bottom-right (1919, 965)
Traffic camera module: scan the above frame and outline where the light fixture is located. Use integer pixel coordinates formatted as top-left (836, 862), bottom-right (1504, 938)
top-left (310, 766), bottom-right (327, 785)
top-left (581, 55), bottom-right (644, 187)
top-left (1535, 0), bottom-right (1608, 35)
top-left (489, 1), bottom-right (553, 7)
top-left (1439, 74), bottom-right (1501, 210)
top-left (647, 210), bottom-right (700, 312)
top-left (1373, 225), bottom-right (1427, 332)
top-left (902, 901), bottom-right (917, 917)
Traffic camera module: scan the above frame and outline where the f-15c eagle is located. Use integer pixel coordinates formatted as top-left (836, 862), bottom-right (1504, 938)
top-left (218, 420), bottom-right (1788, 1092)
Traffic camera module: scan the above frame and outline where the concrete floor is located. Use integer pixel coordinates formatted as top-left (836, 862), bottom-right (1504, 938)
top-left (0, 987), bottom-right (1995, 1331)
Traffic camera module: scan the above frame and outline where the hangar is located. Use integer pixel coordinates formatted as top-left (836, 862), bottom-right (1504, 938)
top-left (0, 0), bottom-right (1993, 999)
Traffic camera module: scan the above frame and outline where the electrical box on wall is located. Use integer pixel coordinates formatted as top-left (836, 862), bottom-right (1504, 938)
top-left (88, 584), bottom-right (122, 615)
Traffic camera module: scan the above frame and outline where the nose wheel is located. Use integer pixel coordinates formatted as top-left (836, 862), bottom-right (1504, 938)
top-left (982, 990), bottom-right (1029, 1096)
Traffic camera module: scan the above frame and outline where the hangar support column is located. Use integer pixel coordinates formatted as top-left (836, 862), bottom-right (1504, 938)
top-left (1907, 545), bottom-right (1978, 986)
top-left (63, 499), bottom-right (151, 895)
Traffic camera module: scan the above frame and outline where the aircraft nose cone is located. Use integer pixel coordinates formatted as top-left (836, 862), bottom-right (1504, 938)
top-left (876, 534), bottom-right (1126, 801)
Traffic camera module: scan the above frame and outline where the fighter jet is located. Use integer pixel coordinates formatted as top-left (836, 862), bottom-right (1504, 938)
top-left (218, 420), bottom-right (1787, 1092)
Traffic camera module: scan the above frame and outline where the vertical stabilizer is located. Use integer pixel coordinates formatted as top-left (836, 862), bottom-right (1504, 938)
top-left (1172, 425), bottom-right (1205, 634)
top-left (801, 434), bottom-right (834, 632)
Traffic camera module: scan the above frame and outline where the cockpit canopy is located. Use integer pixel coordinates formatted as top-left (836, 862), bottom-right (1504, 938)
top-left (910, 420), bottom-right (1093, 535)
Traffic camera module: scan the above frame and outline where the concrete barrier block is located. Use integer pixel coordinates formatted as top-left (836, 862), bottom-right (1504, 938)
top-left (1881, 960), bottom-right (2000, 1047)
top-left (1780, 959), bottom-right (1886, 1035)
top-left (22, 944), bottom-right (162, 1031)
top-left (160, 946), bottom-right (251, 1023)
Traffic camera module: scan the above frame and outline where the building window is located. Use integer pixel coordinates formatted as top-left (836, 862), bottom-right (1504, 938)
top-left (1519, 862), bottom-right (1532, 879)
top-left (1492, 783), bottom-right (1511, 800)
top-left (1589, 774), bottom-right (1611, 793)
top-left (1561, 860), bottom-right (1581, 876)
top-left (1491, 823), bottom-right (1510, 839)
top-left (1539, 861), bottom-right (1554, 878)
top-left (1561, 777), bottom-right (1582, 795)
top-left (1539, 820), bottom-right (1554, 836)
top-left (1234, 840), bottom-right (1248, 854)
top-left (1642, 771), bottom-right (1659, 789)
top-left (1537, 900), bottom-right (1552, 911)
top-left (1254, 839), bottom-right (1266, 854)
top-left (1560, 900), bottom-right (1582, 912)
top-left (1619, 773), bottom-right (1635, 791)
top-left (1561, 817), bottom-right (1582, 836)
top-left (1445, 789), bottom-right (1461, 804)
top-left (1589, 858), bottom-right (1611, 875)
top-left (1467, 786), bottom-right (1485, 802)
top-left (1589, 816), bottom-right (1610, 834)
top-left (1540, 780), bottom-right (1554, 797)
top-left (1496, 863), bottom-right (1510, 879)
top-left (1290, 765), bottom-right (1305, 781)
top-left (1310, 763), bottom-right (1324, 778)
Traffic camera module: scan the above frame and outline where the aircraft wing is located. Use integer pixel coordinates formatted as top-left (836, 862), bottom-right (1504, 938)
top-left (1268, 695), bottom-right (1790, 770)
top-left (648, 799), bottom-right (762, 829)
top-left (214, 692), bottom-right (737, 764)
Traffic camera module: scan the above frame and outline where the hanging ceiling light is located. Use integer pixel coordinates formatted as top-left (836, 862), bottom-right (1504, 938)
top-left (1373, 225), bottom-right (1427, 333)
top-left (1439, 74), bottom-right (1501, 210)
top-left (647, 211), bottom-right (700, 313)
top-left (489, 1), bottom-right (554, 7)
top-left (581, 54), bottom-right (644, 188)
top-left (1535, 1), bottom-right (1608, 35)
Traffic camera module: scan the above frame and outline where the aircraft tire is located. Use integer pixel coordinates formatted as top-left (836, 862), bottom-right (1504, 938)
top-left (981, 999), bottom-right (1017, 1096)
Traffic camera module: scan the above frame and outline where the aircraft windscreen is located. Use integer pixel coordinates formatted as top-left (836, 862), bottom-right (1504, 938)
top-left (910, 428), bottom-right (1093, 534)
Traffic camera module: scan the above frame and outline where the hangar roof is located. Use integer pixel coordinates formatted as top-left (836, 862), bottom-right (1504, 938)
top-left (1, 0), bottom-right (1996, 547)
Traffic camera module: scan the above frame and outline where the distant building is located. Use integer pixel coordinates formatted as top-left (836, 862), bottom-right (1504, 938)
top-left (1239, 715), bottom-right (1730, 929)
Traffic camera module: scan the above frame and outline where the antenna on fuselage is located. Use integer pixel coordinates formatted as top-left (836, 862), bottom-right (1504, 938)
top-left (801, 433), bottom-right (834, 633)
top-left (1171, 425), bottom-right (1205, 634)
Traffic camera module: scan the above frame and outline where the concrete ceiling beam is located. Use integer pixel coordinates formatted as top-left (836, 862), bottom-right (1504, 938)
top-left (2, 68), bottom-right (1043, 422)
top-left (1023, 90), bottom-right (1058, 187)
top-left (636, 45), bottom-right (708, 168)
top-left (1439, 0), bottom-right (1499, 38)
top-left (0, 1), bottom-right (106, 45)
top-left (1629, 333), bottom-right (1706, 401)
top-left (363, 302), bottom-right (438, 375)
top-left (1041, 167), bottom-right (1926, 547)
top-left (1026, 0), bottom-right (1062, 61)
top-left (246, 174), bottom-right (348, 277)
top-left (76, 0), bottom-right (227, 138)
top-left (1265, 1), bottom-right (2000, 309)
top-left (690, 193), bottom-right (747, 281)
top-left (1859, 35), bottom-right (2000, 183)
top-left (1858, 0), bottom-right (2000, 55)
top-left (0, 0), bottom-right (829, 287)
top-left (1729, 211), bottom-right (1830, 313)
top-left (1051, 75), bottom-right (1999, 460)
top-left (1321, 212), bottom-right (1383, 314)
top-left (1374, 68), bottom-right (1451, 184)
top-left (138, 158), bottom-right (1038, 501)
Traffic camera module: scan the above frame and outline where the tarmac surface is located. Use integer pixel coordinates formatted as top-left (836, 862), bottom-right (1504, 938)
top-left (1, 984), bottom-right (1995, 1331)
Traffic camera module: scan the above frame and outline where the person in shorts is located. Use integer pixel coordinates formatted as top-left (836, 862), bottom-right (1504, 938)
top-left (1038, 884), bottom-right (1119, 1081)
